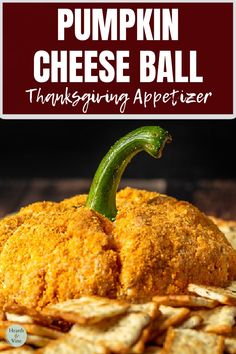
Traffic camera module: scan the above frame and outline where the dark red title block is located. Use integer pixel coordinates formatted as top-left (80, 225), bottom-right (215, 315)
top-left (2, 2), bottom-right (234, 117)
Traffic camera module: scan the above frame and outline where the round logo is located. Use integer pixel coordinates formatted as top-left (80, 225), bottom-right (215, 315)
top-left (6, 325), bottom-right (27, 347)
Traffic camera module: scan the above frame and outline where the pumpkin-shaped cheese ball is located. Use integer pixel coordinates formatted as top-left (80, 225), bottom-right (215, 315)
top-left (0, 126), bottom-right (235, 310)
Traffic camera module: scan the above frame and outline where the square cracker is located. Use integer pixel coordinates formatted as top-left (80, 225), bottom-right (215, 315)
top-left (193, 306), bottom-right (236, 334)
top-left (42, 296), bottom-right (129, 324)
top-left (153, 306), bottom-right (190, 334)
top-left (162, 328), bottom-right (224, 354)
top-left (129, 303), bottom-right (160, 319)
top-left (3, 305), bottom-right (62, 331)
top-left (188, 283), bottom-right (236, 306)
top-left (129, 325), bottom-right (152, 353)
top-left (177, 315), bottom-right (202, 329)
top-left (39, 335), bottom-right (108, 354)
top-left (26, 334), bottom-right (50, 348)
top-left (6, 313), bottom-right (33, 324)
top-left (152, 314), bottom-right (202, 344)
top-left (70, 312), bottom-right (151, 353)
top-left (152, 295), bottom-right (218, 308)
top-left (0, 321), bottom-right (62, 340)
top-left (153, 315), bottom-right (202, 345)
top-left (23, 324), bottom-right (63, 340)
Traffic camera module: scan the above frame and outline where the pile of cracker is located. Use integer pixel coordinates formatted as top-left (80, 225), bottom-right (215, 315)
top-left (1, 283), bottom-right (236, 353)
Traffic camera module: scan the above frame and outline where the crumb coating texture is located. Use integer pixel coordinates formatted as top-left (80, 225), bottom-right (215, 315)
top-left (0, 188), bottom-right (236, 308)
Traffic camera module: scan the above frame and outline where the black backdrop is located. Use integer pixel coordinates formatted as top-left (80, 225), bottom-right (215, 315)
top-left (0, 119), bottom-right (235, 179)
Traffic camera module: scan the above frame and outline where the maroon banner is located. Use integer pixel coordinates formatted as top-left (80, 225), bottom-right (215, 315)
top-left (2, 2), bottom-right (234, 116)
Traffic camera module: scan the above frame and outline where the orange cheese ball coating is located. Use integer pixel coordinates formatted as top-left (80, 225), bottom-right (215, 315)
top-left (0, 200), bottom-right (118, 310)
top-left (0, 188), bottom-right (236, 309)
top-left (115, 188), bottom-right (236, 301)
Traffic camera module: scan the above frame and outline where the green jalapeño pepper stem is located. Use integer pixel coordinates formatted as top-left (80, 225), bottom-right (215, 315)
top-left (86, 126), bottom-right (172, 221)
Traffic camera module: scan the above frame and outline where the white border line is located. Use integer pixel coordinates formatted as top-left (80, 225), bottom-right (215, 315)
top-left (0, 0), bottom-right (235, 119)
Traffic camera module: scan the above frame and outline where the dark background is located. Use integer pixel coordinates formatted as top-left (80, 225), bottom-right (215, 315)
top-left (0, 119), bottom-right (235, 179)
top-left (0, 119), bottom-right (235, 219)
